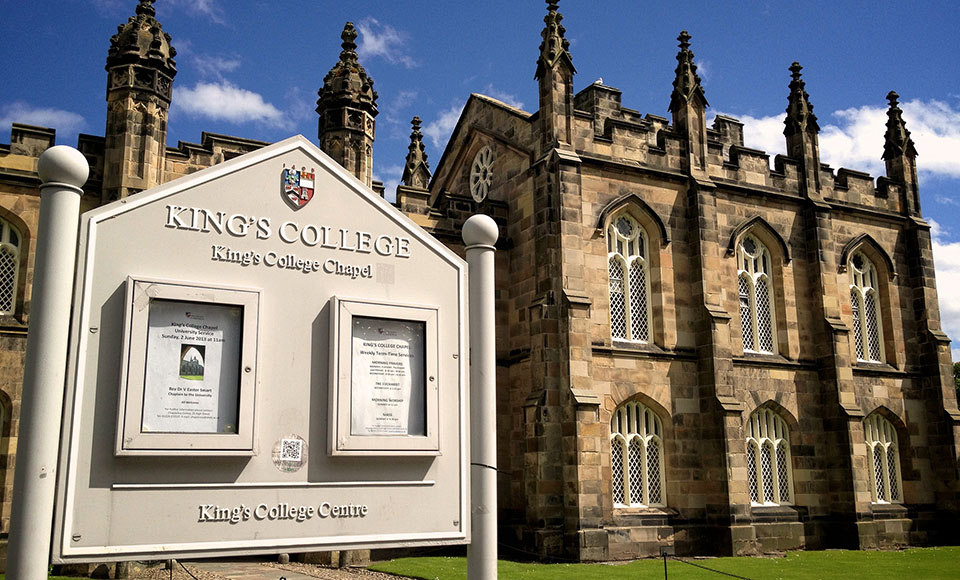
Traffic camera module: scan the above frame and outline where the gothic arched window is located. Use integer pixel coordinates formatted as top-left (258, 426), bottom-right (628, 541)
top-left (608, 214), bottom-right (651, 343)
top-left (864, 414), bottom-right (902, 504)
top-left (0, 218), bottom-right (22, 315)
top-left (746, 408), bottom-right (793, 505)
top-left (849, 251), bottom-right (884, 363)
top-left (737, 234), bottom-right (776, 354)
top-left (610, 401), bottom-right (665, 507)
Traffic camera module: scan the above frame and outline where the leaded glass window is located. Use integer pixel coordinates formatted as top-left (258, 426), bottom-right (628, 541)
top-left (610, 401), bottom-right (665, 507)
top-left (864, 414), bottom-right (902, 504)
top-left (746, 408), bottom-right (793, 505)
top-left (849, 252), bottom-right (884, 363)
top-left (737, 235), bottom-right (776, 354)
top-left (0, 218), bottom-right (21, 315)
top-left (608, 214), bottom-right (651, 343)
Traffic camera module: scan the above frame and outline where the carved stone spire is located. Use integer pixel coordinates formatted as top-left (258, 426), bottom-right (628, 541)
top-left (107, 0), bottom-right (176, 80)
top-left (669, 31), bottom-right (709, 173)
top-left (401, 116), bottom-right (431, 189)
top-left (784, 62), bottom-right (819, 138)
top-left (317, 22), bottom-right (379, 187)
top-left (783, 62), bottom-right (822, 194)
top-left (535, 0), bottom-right (575, 80)
top-left (669, 31), bottom-right (708, 113)
top-left (103, 0), bottom-right (177, 201)
top-left (535, 0), bottom-right (576, 154)
top-left (883, 91), bottom-right (918, 161)
top-left (136, 0), bottom-right (156, 17)
top-left (883, 91), bottom-right (921, 216)
top-left (317, 22), bottom-right (378, 114)
top-left (137, 0), bottom-right (157, 17)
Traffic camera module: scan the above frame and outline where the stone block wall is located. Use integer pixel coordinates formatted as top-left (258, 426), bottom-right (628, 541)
top-left (417, 73), bottom-right (960, 561)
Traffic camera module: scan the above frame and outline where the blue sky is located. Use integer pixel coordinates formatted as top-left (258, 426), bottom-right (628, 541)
top-left (3, 0), bottom-right (960, 356)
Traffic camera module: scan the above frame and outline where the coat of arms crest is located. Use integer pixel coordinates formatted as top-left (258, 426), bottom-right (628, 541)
top-left (281, 166), bottom-right (315, 209)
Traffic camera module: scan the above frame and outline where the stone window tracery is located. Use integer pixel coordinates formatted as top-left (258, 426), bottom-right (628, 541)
top-left (864, 413), bottom-right (902, 504)
top-left (469, 146), bottom-right (494, 202)
top-left (0, 218), bottom-right (21, 316)
top-left (737, 234), bottom-right (776, 354)
top-left (610, 401), bottom-right (665, 507)
top-left (849, 251), bottom-right (884, 363)
top-left (746, 408), bottom-right (793, 505)
top-left (607, 213), bottom-right (651, 343)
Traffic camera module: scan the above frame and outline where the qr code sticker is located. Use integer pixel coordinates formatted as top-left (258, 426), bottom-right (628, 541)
top-left (280, 438), bottom-right (303, 462)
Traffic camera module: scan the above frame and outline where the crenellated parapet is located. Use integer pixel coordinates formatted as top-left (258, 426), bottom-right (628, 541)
top-left (559, 68), bottom-right (914, 217)
top-left (164, 133), bottom-right (269, 180)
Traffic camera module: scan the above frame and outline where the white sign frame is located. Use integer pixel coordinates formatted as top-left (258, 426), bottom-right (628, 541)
top-left (115, 277), bottom-right (260, 455)
top-left (53, 136), bottom-right (469, 562)
top-left (330, 296), bottom-right (440, 455)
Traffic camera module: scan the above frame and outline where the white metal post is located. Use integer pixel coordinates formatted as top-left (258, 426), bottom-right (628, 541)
top-left (463, 214), bottom-right (499, 580)
top-left (7, 146), bottom-right (88, 579)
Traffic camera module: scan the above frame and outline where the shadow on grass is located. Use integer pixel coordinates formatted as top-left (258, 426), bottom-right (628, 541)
top-left (369, 546), bottom-right (960, 580)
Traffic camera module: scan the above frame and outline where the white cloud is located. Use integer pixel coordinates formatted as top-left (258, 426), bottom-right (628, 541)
top-left (383, 90), bottom-right (421, 131)
top-left (423, 101), bottom-right (465, 149)
top-left (483, 85), bottom-right (525, 110)
top-left (90, 0), bottom-right (124, 13)
top-left (929, 219), bottom-right (960, 360)
top-left (900, 100), bottom-right (960, 178)
top-left (819, 105), bottom-right (887, 174)
top-left (391, 90), bottom-right (420, 112)
top-left (695, 60), bottom-right (711, 86)
top-left (355, 18), bottom-right (417, 68)
top-left (192, 55), bottom-right (241, 80)
top-left (168, 0), bottom-right (225, 25)
top-left (0, 101), bottom-right (85, 137)
top-left (174, 81), bottom-right (288, 128)
top-left (280, 86), bottom-right (317, 126)
top-left (374, 164), bottom-right (405, 203)
top-left (709, 112), bottom-right (781, 157)
top-left (714, 99), bottom-right (960, 180)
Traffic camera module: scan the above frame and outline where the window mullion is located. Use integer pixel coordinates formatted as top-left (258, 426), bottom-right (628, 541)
top-left (621, 438), bottom-right (631, 505)
top-left (750, 278), bottom-right (760, 351)
top-left (770, 439), bottom-right (781, 503)
top-left (860, 292), bottom-right (870, 360)
top-left (623, 256), bottom-right (633, 341)
top-left (880, 443), bottom-right (891, 502)
top-left (638, 437), bottom-right (648, 506)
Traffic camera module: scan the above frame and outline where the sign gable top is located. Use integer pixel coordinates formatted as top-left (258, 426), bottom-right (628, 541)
top-left (84, 135), bottom-right (465, 270)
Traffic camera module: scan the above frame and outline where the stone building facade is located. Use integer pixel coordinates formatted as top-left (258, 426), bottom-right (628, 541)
top-left (1, 0), bottom-right (958, 562)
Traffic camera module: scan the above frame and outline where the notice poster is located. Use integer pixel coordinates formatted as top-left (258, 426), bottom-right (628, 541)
top-left (351, 316), bottom-right (426, 436)
top-left (141, 300), bottom-right (242, 434)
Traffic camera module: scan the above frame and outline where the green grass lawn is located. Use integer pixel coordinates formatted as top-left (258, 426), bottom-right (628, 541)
top-left (370, 546), bottom-right (960, 579)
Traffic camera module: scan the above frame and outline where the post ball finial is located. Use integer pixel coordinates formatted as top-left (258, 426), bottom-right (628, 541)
top-left (37, 146), bottom-right (89, 188)
top-left (462, 214), bottom-right (499, 247)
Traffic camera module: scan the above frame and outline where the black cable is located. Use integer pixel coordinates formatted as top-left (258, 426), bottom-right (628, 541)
top-left (669, 556), bottom-right (752, 579)
top-left (177, 559), bottom-right (202, 580)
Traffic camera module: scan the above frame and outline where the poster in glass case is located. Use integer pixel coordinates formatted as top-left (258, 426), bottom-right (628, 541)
top-left (141, 300), bottom-right (242, 434)
top-left (350, 316), bottom-right (426, 436)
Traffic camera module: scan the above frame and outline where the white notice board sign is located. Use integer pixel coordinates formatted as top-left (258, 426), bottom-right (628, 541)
top-left (54, 136), bottom-right (466, 562)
